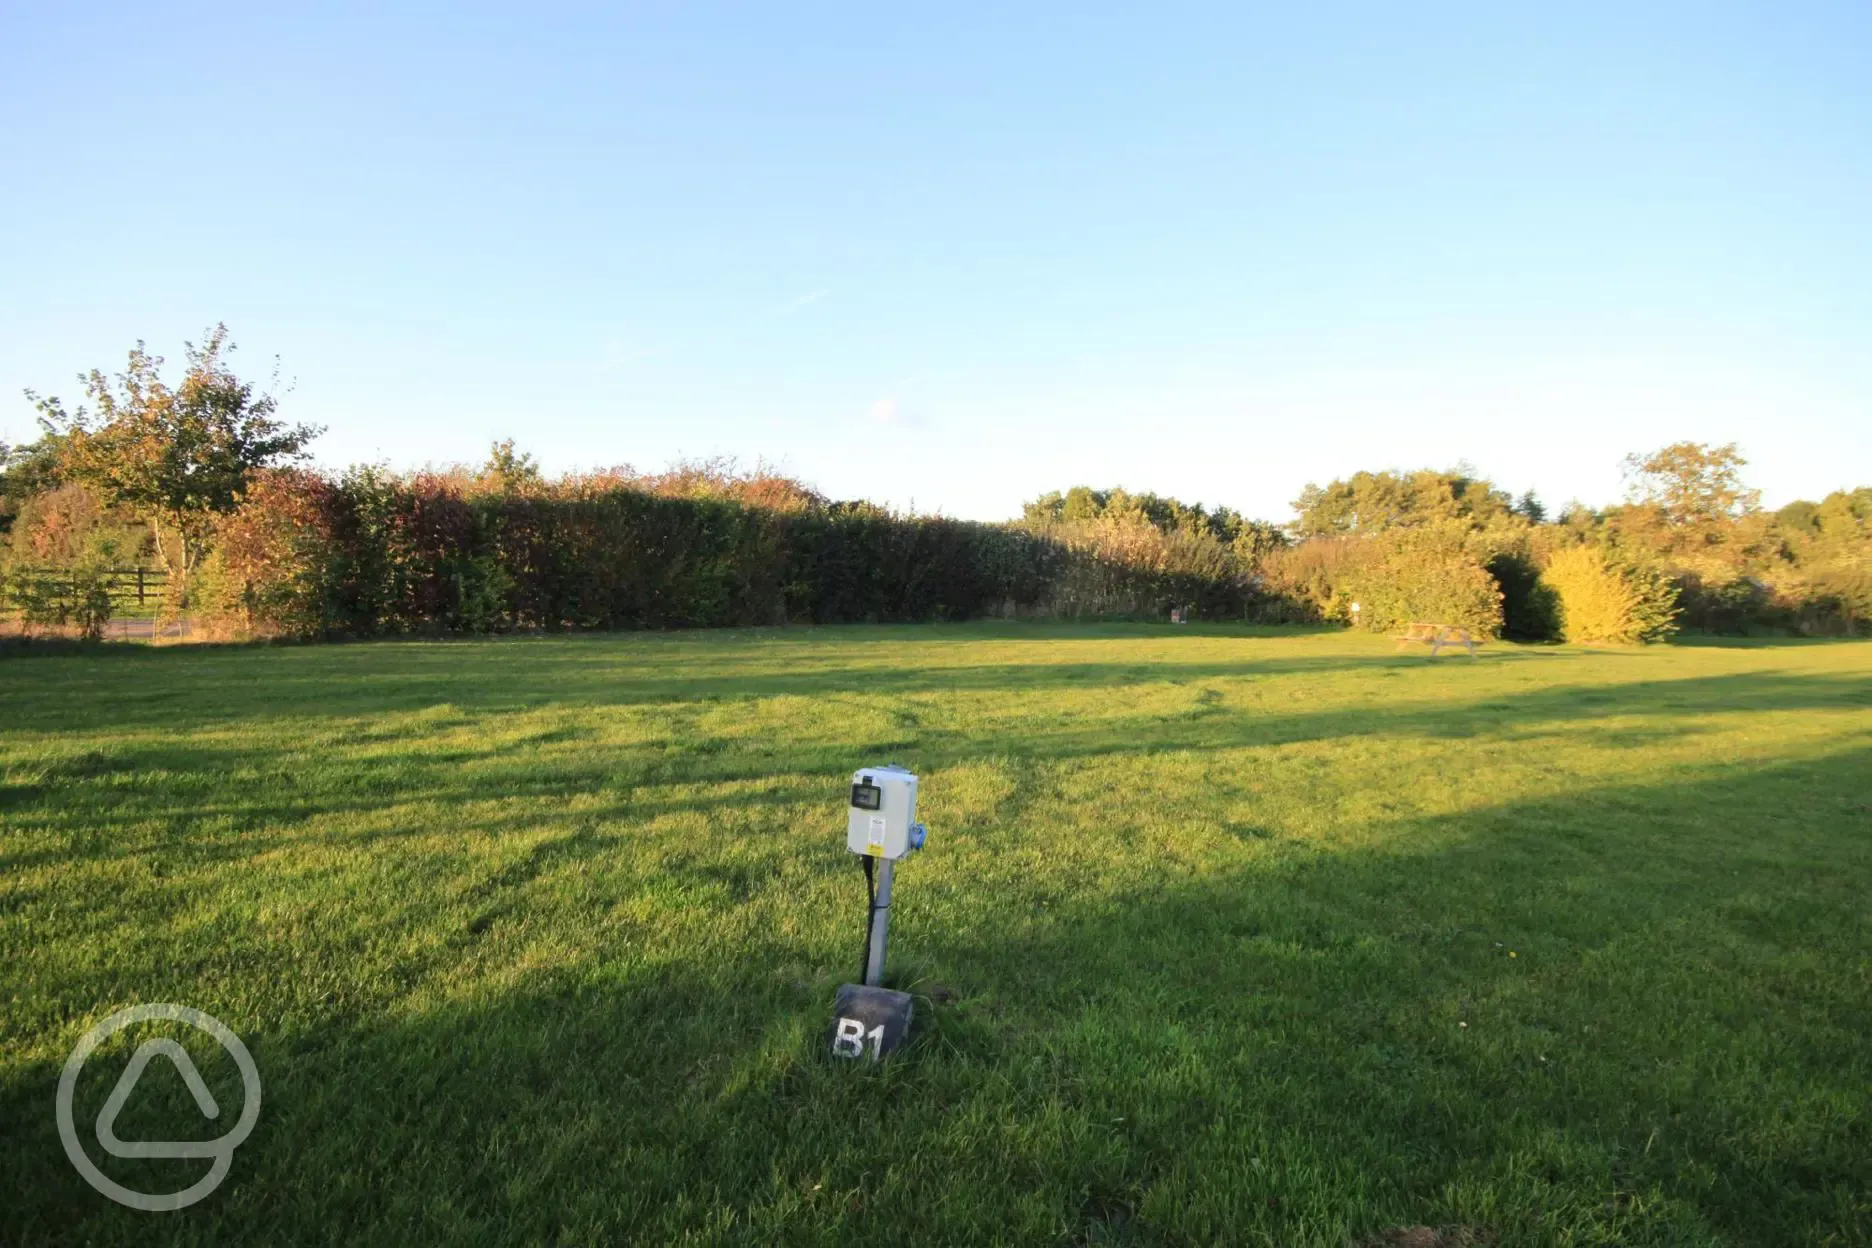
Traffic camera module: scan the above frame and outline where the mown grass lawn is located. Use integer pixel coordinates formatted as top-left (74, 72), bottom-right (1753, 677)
top-left (2, 624), bottom-right (1869, 1246)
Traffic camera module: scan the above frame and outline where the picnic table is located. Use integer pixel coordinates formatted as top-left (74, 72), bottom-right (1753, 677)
top-left (1394, 621), bottom-right (1481, 656)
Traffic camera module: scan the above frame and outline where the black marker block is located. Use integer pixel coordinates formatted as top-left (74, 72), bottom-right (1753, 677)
top-left (829, 984), bottom-right (914, 1061)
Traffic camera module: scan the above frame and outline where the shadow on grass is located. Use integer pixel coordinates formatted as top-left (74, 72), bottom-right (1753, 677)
top-left (5, 747), bottom-right (1869, 1245)
top-left (0, 621), bottom-right (1349, 671)
top-left (1666, 633), bottom-right (1872, 649)
top-left (5, 631), bottom-right (1870, 744)
top-left (4, 660), bottom-right (1868, 875)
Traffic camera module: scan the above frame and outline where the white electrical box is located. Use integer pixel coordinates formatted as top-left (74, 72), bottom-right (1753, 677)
top-left (846, 765), bottom-right (923, 860)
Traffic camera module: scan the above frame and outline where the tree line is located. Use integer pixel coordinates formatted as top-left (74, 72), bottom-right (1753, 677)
top-left (3, 328), bottom-right (1867, 642)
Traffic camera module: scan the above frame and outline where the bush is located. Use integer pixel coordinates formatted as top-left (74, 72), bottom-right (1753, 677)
top-left (448, 552), bottom-right (515, 633)
top-left (1773, 560), bottom-right (1872, 637)
top-left (1251, 538), bottom-right (1359, 623)
top-left (0, 537), bottom-right (121, 641)
top-left (199, 469), bottom-right (342, 637)
top-left (1248, 532), bottom-right (1505, 634)
top-left (1488, 551), bottom-right (1559, 640)
top-left (1673, 572), bottom-right (1772, 635)
top-left (1343, 535), bottom-right (1504, 637)
top-left (1540, 545), bottom-right (1680, 644)
top-left (1027, 516), bottom-right (1251, 619)
top-left (6, 484), bottom-right (144, 566)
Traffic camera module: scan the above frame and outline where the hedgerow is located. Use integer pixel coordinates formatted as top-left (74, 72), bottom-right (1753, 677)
top-left (187, 469), bottom-right (1261, 639)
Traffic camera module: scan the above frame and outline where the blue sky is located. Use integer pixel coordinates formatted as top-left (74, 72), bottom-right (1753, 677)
top-left (3, 2), bottom-right (1868, 521)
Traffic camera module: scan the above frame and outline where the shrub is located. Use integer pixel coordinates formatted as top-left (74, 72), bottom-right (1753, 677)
top-left (6, 484), bottom-right (144, 566)
top-left (1251, 538), bottom-right (1359, 623)
top-left (1343, 535), bottom-right (1504, 637)
top-left (0, 486), bottom-right (137, 640)
top-left (447, 551), bottom-right (515, 634)
top-left (1488, 551), bottom-right (1559, 640)
top-left (1028, 516), bottom-right (1250, 619)
top-left (1540, 545), bottom-right (1680, 644)
top-left (199, 469), bottom-right (342, 637)
top-left (0, 534), bottom-right (122, 640)
top-left (1673, 572), bottom-right (1772, 635)
top-left (1773, 559), bottom-right (1872, 637)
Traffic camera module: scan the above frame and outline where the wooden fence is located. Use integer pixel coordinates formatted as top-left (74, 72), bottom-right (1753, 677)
top-left (3, 565), bottom-right (169, 606)
top-left (1, 566), bottom-right (185, 640)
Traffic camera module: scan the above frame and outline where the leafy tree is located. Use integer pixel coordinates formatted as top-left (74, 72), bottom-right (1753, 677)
top-left (27, 326), bottom-right (321, 604)
top-left (0, 437), bottom-right (17, 536)
top-left (0, 483), bottom-right (136, 639)
top-left (482, 439), bottom-right (543, 493)
top-left (1515, 490), bottom-right (1547, 524)
top-left (1021, 486), bottom-right (1281, 552)
top-left (0, 432), bottom-right (67, 535)
top-left (1622, 441), bottom-right (1759, 528)
top-left (5, 484), bottom-right (137, 565)
top-left (1291, 469), bottom-right (1516, 536)
top-left (1813, 487), bottom-right (1872, 541)
top-left (1775, 499), bottom-right (1820, 536)
top-left (1227, 517), bottom-right (1288, 565)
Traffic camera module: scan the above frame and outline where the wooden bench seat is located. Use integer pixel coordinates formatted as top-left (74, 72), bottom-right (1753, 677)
top-left (1393, 622), bottom-right (1480, 656)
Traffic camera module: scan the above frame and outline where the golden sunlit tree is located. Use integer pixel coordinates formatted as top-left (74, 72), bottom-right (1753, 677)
top-left (27, 325), bottom-right (322, 607)
top-left (1621, 442), bottom-right (1759, 529)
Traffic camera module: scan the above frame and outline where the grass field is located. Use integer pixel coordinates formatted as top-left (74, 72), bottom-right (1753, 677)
top-left (3, 624), bottom-right (1869, 1245)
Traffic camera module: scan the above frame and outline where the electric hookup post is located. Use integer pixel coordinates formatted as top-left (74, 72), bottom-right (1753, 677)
top-left (830, 765), bottom-right (928, 1062)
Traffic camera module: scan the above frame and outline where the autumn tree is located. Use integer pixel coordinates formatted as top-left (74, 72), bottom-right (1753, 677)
top-left (1622, 442), bottom-right (1759, 529)
top-left (27, 325), bottom-right (322, 605)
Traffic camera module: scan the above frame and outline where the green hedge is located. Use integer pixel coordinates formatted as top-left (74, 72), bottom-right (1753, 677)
top-left (199, 471), bottom-right (1262, 638)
